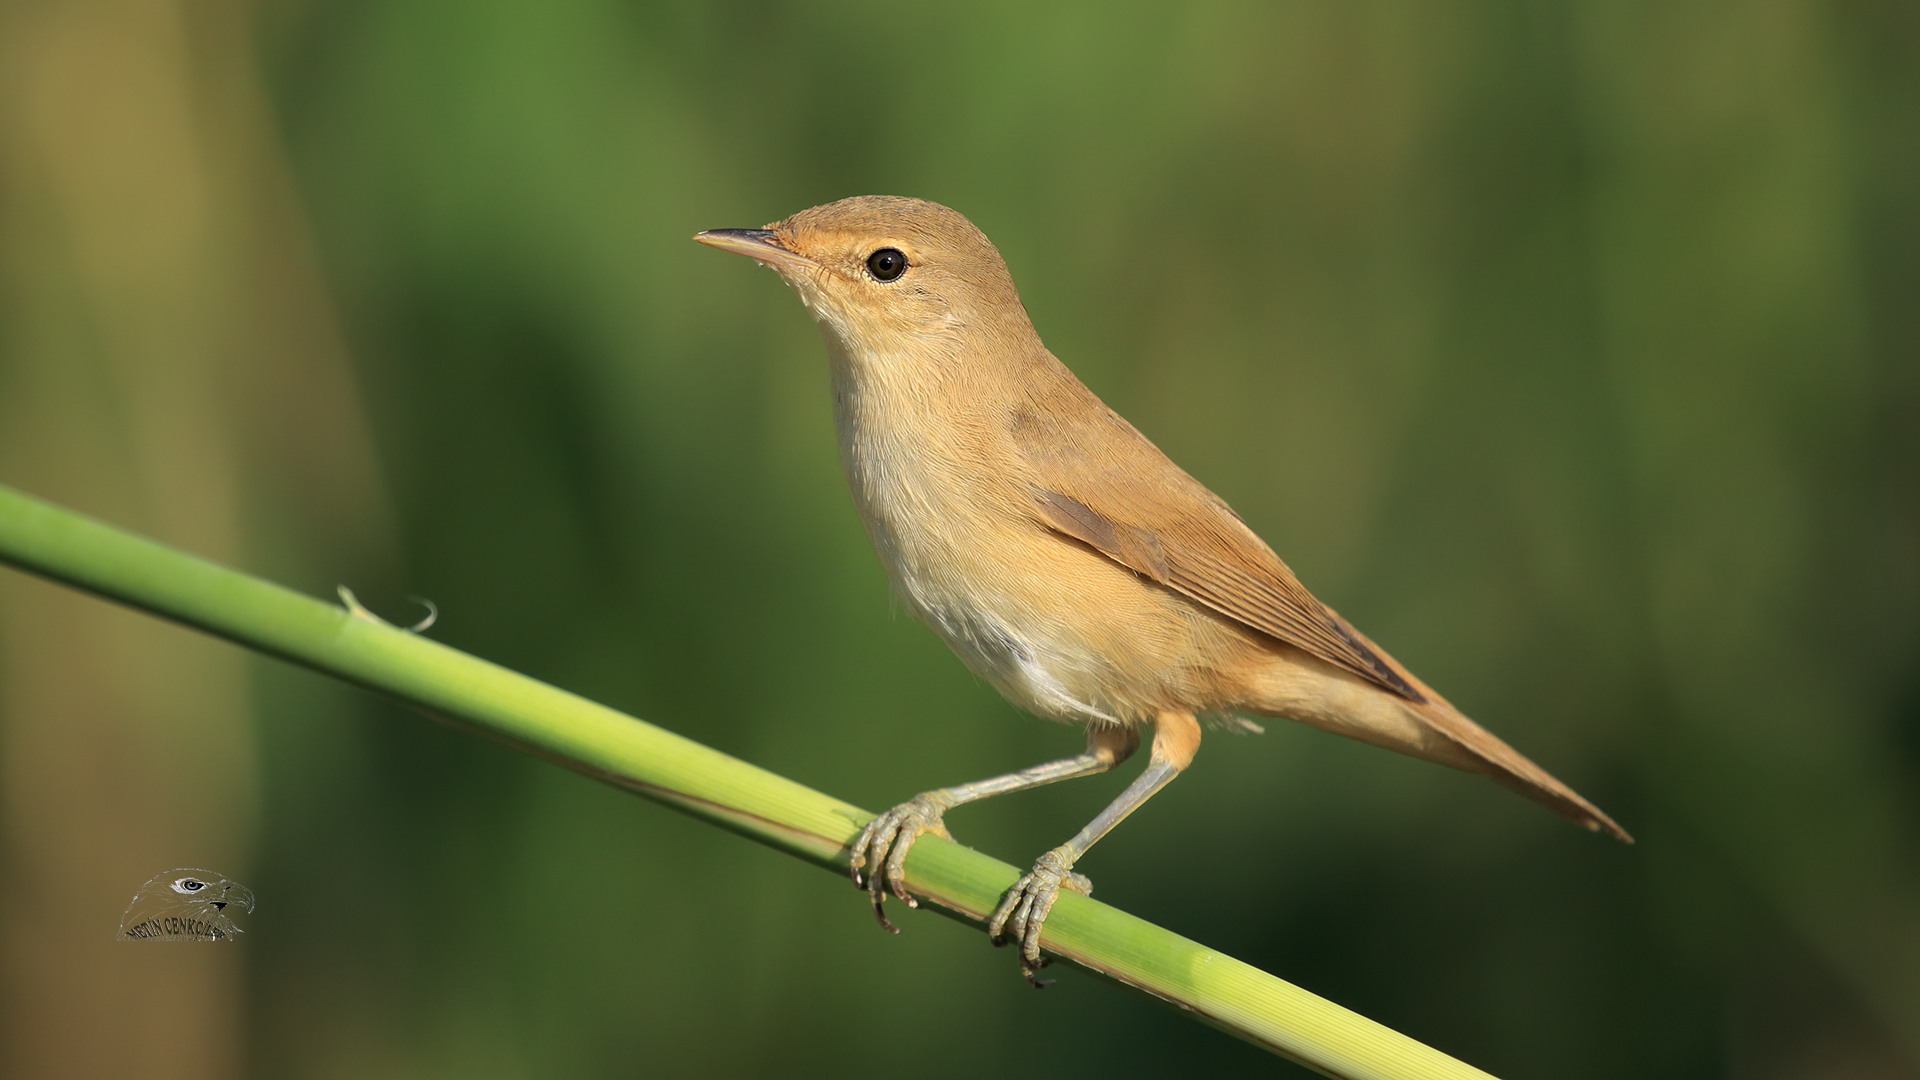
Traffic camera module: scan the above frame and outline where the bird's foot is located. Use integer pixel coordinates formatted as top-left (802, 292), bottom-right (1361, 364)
top-left (849, 792), bottom-right (955, 932)
top-left (987, 847), bottom-right (1092, 987)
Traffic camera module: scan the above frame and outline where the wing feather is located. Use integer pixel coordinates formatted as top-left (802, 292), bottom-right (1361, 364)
top-left (1013, 386), bottom-right (1422, 702)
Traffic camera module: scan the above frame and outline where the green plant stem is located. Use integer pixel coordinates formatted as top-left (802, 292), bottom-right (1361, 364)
top-left (0, 482), bottom-right (1496, 1080)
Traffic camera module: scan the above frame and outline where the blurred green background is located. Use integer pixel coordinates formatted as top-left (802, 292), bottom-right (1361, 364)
top-left (2, 2), bottom-right (1916, 1077)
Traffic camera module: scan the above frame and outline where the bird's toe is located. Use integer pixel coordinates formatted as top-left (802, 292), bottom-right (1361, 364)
top-left (987, 847), bottom-right (1089, 987)
top-left (850, 792), bottom-right (954, 932)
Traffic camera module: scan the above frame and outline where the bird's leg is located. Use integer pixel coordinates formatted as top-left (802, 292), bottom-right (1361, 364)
top-left (989, 711), bottom-right (1200, 985)
top-left (852, 724), bottom-right (1139, 932)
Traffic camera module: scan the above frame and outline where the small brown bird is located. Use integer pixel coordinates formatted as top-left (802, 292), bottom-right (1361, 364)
top-left (696, 196), bottom-right (1629, 983)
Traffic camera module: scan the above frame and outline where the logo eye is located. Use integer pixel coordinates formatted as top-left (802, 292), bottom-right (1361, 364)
top-left (866, 248), bottom-right (907, 282)
top-left (172, 878), bottom-right (207, 894)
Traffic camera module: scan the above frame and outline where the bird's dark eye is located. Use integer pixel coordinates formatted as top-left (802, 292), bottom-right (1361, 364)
top-left (866, 248), bottom-right (907, 282)
top-left (173, 879), bottom-right (206, 893)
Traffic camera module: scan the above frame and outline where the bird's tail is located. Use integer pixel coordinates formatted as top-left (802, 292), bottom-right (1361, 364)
top-left (1332, 614), bottom-right (1633, 843)
top-left (1412, 693), bottom-right (1632, 842)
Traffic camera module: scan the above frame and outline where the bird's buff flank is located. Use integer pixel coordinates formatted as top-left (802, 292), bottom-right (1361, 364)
top-left (696, 197), bottom-right (1630, 985)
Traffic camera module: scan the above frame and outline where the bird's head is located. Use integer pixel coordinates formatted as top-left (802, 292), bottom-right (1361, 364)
top-left (696, 196), bottom-right (1038, 370)
top-left (117, 868), bottom-right (256, 941)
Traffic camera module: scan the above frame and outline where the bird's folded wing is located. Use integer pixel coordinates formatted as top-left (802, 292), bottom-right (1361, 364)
top-left (1011, 387), bottom-right (1422, 702)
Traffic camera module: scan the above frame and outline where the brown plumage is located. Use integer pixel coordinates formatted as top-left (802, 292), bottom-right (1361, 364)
top-left (1008, 349), bottom-right (1626, 839)
top-left (696, 196), bottom-right (1628, 981)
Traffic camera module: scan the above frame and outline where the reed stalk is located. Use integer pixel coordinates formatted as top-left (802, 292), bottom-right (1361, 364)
top-left (0, 482), bottom-right (1496, 1080)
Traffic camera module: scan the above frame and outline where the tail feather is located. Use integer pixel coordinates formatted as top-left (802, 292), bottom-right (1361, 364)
top-left (1414, 695), bottom-right (1633, 842)
top-left (1328, 611), bottom-right (1633, 843)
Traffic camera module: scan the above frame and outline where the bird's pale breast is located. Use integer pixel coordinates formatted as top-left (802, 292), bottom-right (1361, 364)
top-left (829, 346), bottom-right (1225, 726)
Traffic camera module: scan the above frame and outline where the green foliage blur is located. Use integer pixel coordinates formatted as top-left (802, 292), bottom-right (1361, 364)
top-left (2, 2), bottom-right (1917, 1078)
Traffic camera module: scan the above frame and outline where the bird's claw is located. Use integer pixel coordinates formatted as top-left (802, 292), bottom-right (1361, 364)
top-left (848, 792), bottom-right (954, 932)
top-left (987, 847), bottom-right (1091, 986)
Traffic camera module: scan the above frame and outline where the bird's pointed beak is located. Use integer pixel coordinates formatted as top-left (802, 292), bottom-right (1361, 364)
top-left (693, 228), bottom-right (812, 272)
